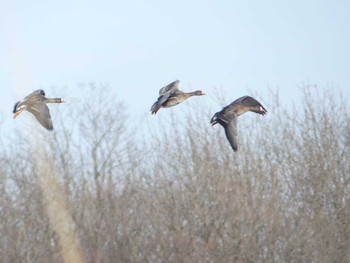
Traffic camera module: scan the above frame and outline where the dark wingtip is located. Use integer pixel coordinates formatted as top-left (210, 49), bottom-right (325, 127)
top-left (150, 105), bottom-right (160, 115)
top-left (13, 101), bottom-right (20, 113)
top-left (46, 125), bottom-right (54, 131)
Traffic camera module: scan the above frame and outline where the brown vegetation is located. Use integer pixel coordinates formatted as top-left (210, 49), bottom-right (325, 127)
top-left (0, 84), bottom-right (349, 262)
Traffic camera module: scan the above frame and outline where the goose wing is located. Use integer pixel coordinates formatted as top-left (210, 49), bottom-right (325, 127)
top-left (150, 91), bottom-right (174, 114)
top-left (25, 89), bottom-right (43, 97)
top-left (212, 108), bottom-right (239, 152)
top-left (231, 96), bottom-right (267, 115)
top-left (26, 102), bottom-right (54, 131)
top-left (14, 90), bottom-right (45, 112)
top-left (159, 80), bottom-right (179, 95)
top-left (224, 114), bottom-right (238, 152)
top-left (217, 109), bottom-right (239, 152)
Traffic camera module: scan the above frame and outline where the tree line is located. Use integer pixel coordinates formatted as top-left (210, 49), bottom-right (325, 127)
top-left (0, 84), bottom-right (349, 262)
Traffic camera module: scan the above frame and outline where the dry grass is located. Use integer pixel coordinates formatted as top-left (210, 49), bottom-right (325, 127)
top-left (0, 84), bottom-right (349, 262)
top-left (32, 134), bottom-right (86, 263)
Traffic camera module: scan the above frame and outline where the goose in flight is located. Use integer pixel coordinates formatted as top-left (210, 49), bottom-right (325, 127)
top-left (210, 95), bottom-right (267, 152)
top-left (13, 89), bottom-right (65, 131)
top-left (150, 80), bottom-right (205, 114)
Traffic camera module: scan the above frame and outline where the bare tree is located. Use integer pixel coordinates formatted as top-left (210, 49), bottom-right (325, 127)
top-left (0, 84), bottom-right (349, 262)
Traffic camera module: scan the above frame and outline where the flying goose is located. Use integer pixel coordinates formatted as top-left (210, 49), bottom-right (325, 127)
top-left (150, 80), bottom-right (205, 114)
top-left (210, 95), bottom-right (267, 152)
top-left (13, 89), bottom-right (65, 131)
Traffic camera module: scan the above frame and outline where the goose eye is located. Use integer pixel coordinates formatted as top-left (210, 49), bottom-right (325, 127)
top-left (40, 90), bottom-right (45, 96)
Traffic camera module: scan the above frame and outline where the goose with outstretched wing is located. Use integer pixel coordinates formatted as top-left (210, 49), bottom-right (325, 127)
top-left (210, 96), bottom-right (267, 152)
top-left (13, 89), bottom-right (65, 131)
top-left (150, 80), bottom-right (205, 114)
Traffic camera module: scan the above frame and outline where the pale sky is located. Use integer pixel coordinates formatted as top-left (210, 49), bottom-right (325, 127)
top-left (1, 0), bottom-right (350, 133)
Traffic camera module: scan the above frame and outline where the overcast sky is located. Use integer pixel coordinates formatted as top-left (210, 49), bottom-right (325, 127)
top-left (1, 0), bottom-right (350, 133)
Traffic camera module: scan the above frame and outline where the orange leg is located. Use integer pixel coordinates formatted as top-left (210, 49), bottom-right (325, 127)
top-left (13, 108), bottom-right (25, 119)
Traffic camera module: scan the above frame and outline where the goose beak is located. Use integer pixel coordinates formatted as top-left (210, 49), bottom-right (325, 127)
top-left (61, 99), bottom-right (65, 103)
